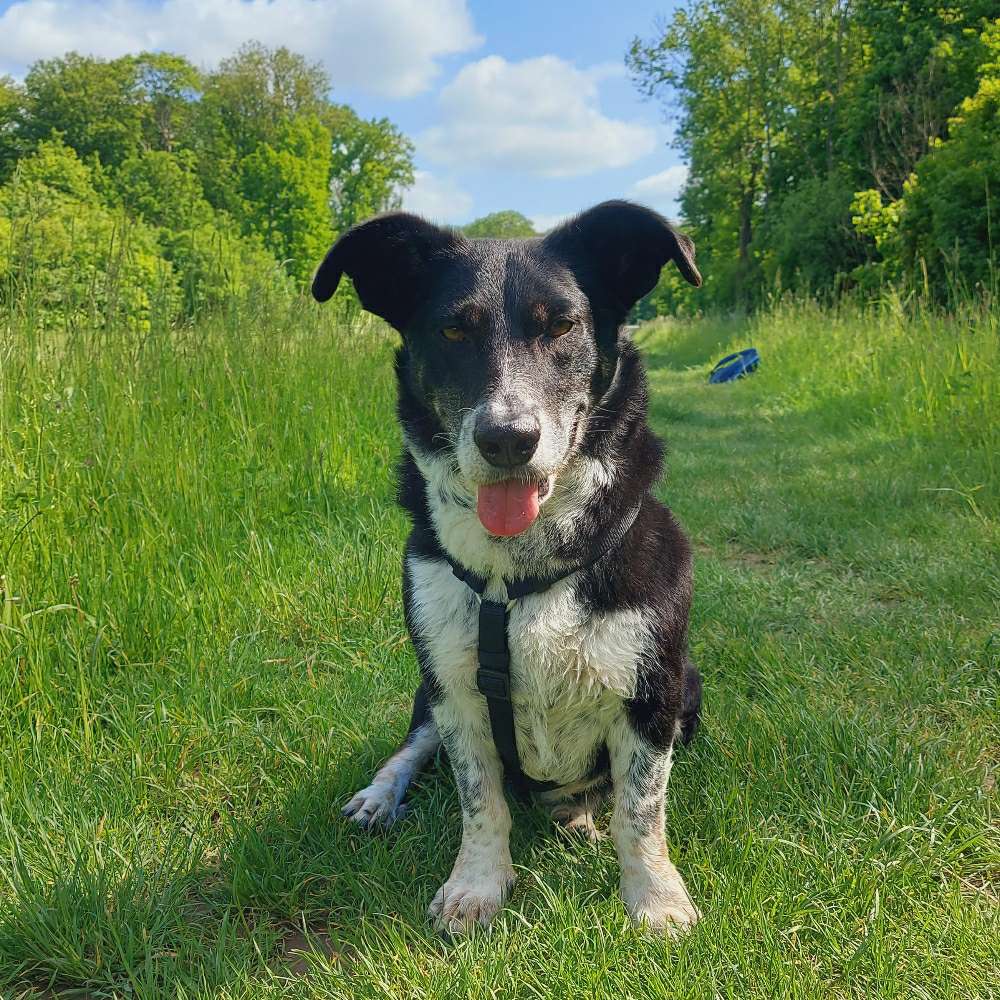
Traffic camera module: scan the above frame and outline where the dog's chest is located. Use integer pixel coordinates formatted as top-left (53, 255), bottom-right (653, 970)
top-left (407, 556), bottom-right (650, 784)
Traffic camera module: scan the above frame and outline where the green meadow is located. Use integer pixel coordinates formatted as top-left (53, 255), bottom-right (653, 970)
top-left (1, 291), bottom-right (998, 998)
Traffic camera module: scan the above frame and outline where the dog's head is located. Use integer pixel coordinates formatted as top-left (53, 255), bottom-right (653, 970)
top-left (312, 201), bottom-right (700, 537)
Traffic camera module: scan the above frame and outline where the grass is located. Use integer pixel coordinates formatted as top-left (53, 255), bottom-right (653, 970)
top-left (1, 287), bottom-right (998, 999)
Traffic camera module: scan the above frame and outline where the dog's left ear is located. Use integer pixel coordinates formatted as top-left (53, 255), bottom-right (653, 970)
top-left (311, 213), bottom-right (458, 331)
top-left (543, 200), bottom-right (701, 312)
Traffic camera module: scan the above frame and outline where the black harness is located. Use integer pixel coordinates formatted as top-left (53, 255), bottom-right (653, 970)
top-left (441, 503), bottom-right (642, 799)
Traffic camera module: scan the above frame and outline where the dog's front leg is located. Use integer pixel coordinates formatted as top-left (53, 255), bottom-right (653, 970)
top-left (428, 703), bottom-right (514, 936)
top-left (608, 717), bottom-right (699, 935)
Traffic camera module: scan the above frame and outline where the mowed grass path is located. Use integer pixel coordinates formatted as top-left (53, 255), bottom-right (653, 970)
top-left (1, 295), bottom-right (997, 998)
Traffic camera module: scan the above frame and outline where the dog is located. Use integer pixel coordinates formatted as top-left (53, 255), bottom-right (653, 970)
top-left (311, 200), bottom-right (704, 936)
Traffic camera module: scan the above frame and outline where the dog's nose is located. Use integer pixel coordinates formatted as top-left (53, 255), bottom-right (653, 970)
top-left (474, 414), bottom-right (541, 468)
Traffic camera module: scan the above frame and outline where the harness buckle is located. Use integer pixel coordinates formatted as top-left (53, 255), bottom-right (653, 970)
top-left (476, 668), bottom-right (511, 701)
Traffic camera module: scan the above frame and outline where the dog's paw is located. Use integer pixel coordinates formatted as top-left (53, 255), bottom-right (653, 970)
top-left (341, 783), bottom-right (407, 828)
top-left (625, 886), bottom-right (700, 937)
top-left (551, 803), bottom-right (605, 843)
top-left (427, 866), bottom-right (515, 937)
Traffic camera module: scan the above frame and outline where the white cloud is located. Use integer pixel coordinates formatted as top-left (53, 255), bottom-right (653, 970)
top-left (401, 170), bottom-right (473, 223)
top-left (629, 165), bottom-right (689, 212)
top-left (0, 0), bottom-right (481, 98)
top-left (530, 212), bottom-right (570, 234)
top-left (419, 55), bottom-right (657, 178)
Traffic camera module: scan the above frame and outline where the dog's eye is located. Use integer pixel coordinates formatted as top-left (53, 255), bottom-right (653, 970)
top-left (550, 319), bottom-right (574, 338)
top-left (441, 327), bottom-right (465, 342)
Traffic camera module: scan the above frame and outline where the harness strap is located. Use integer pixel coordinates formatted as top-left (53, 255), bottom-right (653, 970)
top-left (476, 598), bottom-right (540, 793)
top-left (442, 502), bottom-right (642, 799)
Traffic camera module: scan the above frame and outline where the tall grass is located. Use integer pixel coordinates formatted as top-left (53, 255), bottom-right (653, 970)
top-left (1, 248), bottom-right (997, 996)
top-left (639, 292), bottom-right (999, 502)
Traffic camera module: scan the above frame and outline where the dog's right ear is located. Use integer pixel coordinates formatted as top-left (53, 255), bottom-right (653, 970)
top-left (311, 213), bottom-right (458, 331)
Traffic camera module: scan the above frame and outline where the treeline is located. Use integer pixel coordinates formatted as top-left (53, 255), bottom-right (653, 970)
top-left (629, 1), bottom-right (1000, 312)
top-left (0, 43), bottom-right (413, 326)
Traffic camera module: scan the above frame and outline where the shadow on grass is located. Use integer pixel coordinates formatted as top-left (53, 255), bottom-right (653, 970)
top-left (646, 358), bottom-right (997, 566)
top-left (635, 318), bottom-right (745, 372)
top-left (0, 744), bottom-right (605, 997)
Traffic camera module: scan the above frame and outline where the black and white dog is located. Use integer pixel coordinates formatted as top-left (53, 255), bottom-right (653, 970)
top-left (311, 201), bottom-right (704, 936)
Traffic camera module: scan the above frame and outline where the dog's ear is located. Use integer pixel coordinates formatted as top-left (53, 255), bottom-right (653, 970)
top-left (543, 200), bottom-right (701, 312)
top-left (311, 213), bottom-right (458, 330)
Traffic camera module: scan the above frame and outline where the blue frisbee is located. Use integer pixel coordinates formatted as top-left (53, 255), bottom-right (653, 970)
top-left (709, 347), bottom-right (760, 383)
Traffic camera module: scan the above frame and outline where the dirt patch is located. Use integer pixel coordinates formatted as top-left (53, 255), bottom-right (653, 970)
top-left (694, 541), bottom-right (783, 569)
top-left (729, 549), bottom-right (780, 568)
top-left (275, 925), bottom-right (343, 977)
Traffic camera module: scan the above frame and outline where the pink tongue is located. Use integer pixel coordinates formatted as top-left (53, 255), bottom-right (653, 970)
top-left (477, 480), bottom-right (540, 536)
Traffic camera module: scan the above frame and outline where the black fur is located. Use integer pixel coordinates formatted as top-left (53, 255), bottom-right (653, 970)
top-left (314, 200), bottom-right (703, 786)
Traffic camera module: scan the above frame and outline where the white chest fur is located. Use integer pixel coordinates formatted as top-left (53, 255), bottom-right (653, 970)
top-left (407, 554), bottom-right (653, 785)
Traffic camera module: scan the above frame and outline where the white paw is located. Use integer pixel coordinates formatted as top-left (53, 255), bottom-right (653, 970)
top-left (427, 866), bottom-right (515, 937)
top-left (553, 809), bottom-right (605, 843)
top-left (341, 782), bottom-right (407, 828)
top-left (624, 883), bottom-right (700, 936)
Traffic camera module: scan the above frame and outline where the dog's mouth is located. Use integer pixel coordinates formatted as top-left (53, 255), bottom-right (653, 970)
top-left (477, 475), bottom-right (555, 537)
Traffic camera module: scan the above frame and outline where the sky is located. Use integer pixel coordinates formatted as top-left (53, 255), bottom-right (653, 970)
top-left (0, 0), bottom-right (687, 230)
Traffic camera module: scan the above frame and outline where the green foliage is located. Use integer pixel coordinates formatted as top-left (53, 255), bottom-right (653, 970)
top-left (326, 104), bottom-right (413, 231)
top-left (0, 41), bottom-right (415, 305)
top-left (0, 141), bottom-right (179, 330)
top-left (0, 134), bottom-right (288, 326)
top-left (237, 115), bottom-right (334, 282)
top-left (113, 150), bottom-right (212, 230)
top-left (158, 221), bottom-right (283, 316)
top-left (133, 52), bottom-right (202, 153)
top-left (846, 0), bottom-right (995, 199)
top-left (899, 35), bottom-right (1000, 294)
top-left (462, 210), bottom-right (537, 239)
top-left (850, 188), bottom-right (904, 288)
top-left (847, 21), bottom-right (1000, 298)
top-left (11, 134), bottom-right (98, 203)
top-left (0, 76), bottom-right (21, 183)
top-left (630, 1), bottom-right (997, 311)
top-left (200, 42), bottom-right (330, 160)
top-left (110, 148), bottom-right (283, 314)
top-left (19, 53), bottom-right (146, 168)
top-left (761, 174), bottom-right (867, 295)
top-left (191, 42), bottom-right (332, 220)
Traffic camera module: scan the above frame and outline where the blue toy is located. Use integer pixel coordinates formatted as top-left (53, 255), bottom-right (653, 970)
top-left (709, 348), bottom-right (760, 383)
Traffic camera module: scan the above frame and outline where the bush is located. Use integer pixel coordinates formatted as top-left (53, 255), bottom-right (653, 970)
top-left (0, 140), bottom-right (179, 330)
top-left (158, 221), bottom-right (286, 316)
top-left (762, 175), bottom-right (868, 295)
top-left (850, 21), bottom-right (1000, 299)
top-left (900, 70), bottom-right (1000, 295)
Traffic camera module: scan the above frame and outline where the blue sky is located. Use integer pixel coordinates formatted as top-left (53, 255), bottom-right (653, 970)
top-left (0, 0), bottom-right (687, 229)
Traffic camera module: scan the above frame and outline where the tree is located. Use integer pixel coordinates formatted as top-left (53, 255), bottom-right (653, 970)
top-left (325, 104), bottom-right (413, 231)
top-left (629, 0), bottom-right (794, 306)
top-left (113, 149), bottom-right (212, 230)
top-left (0, 139), bottom-right (178, 329)
top-left (845, 0), bottom-right (995, 200)
top-left (19, 53), bottom-right (144, 168)
top-left (761, 173), bottom-right (868, 294)
top-left (191, 43), bottom-right (331, 216)
top-left (238, 115), bottom-right (333, 281)
top-left (901, 76), bottom-right (1000, 295)
top-left (2, 40), bottom-right (416, 300)
top-left (0, 76), bottom-right (23, 183)
top-left (628, 1), bottom-right (995, 308)
top-left (853, 21), bottom-right (1000, 297)
top-left (133, 52), bottom-right (202, 153)
top-left (199, 42), bottom-right (330, 159)
top-left (12, 134), bottom-right (99, 203)
top-left (462, 211), bottom-right (537, 238)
